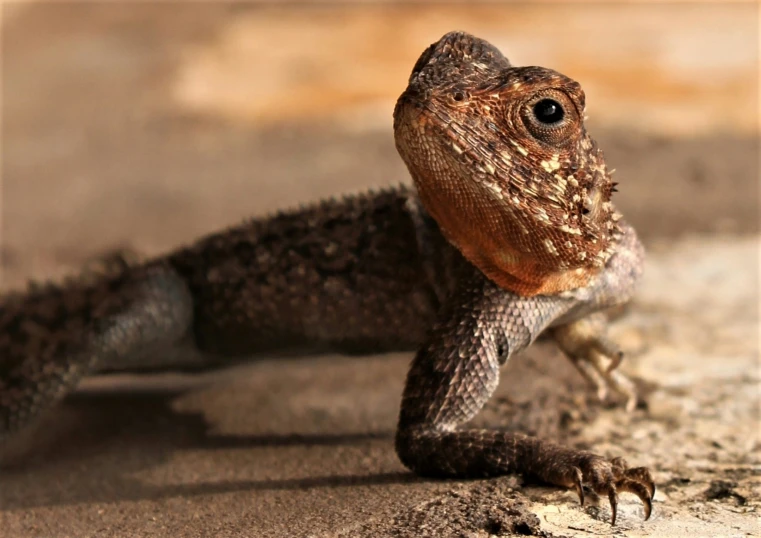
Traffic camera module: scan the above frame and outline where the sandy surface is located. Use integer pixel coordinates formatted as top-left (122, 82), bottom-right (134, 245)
top-left (1, 4), bottom-right (759, 537)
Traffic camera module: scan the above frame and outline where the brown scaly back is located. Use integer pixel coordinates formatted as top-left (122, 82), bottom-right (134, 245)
top-left (394, 31), bottom-right (621, 296)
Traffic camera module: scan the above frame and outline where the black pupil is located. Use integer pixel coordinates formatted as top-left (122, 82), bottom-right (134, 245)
top-left (533, 99), bottom-right (564, 124)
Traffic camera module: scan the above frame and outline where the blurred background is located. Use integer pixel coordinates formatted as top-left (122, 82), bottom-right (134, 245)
top-left (1, 2), bottom-right (758, 288)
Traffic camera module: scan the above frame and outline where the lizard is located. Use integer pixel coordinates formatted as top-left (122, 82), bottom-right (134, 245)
top-left (0, 31), bottom-right (654, 525)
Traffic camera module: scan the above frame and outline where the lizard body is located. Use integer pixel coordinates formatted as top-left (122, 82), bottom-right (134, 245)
top-left (0, 32), bottom-right (654, 524)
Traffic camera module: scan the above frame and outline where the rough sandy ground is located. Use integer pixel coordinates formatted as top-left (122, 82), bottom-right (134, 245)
top-left (1, 4), bottom-right (759, 537)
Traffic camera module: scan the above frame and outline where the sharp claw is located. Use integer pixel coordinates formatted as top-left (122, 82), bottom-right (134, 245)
top-left (625, 481), bottom-right (654, 519)
top-left (626, 466), bottom-right (656, 501)
top-left (647, 481), bottom-right (656, 502)
top-left (605, 350), bottom-right (624, 373)
top-left (573, 466), bottom-right (585, 506)
top-left (607, 369), bottom-right (638, 411)
top-left (608, 488), bottom-right (618, 526)
top-left (613, 466), bottom-right (656, 522)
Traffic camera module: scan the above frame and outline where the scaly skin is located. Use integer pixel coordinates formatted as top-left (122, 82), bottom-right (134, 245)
top-left (0, 32), bottom-right (653, 524)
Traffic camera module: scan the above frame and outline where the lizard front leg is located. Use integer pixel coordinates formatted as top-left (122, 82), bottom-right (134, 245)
top-left (394, 267), bottom-right (654, 524)
top-left (551, 313), bottom-right (639, 412)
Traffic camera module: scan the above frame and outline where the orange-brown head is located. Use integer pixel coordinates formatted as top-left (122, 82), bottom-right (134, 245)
top-left (394, 31), bottom-right (621, 296)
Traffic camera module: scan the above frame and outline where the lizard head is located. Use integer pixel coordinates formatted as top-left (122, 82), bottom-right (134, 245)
top-left (394, 31), bottom-right (621, 296)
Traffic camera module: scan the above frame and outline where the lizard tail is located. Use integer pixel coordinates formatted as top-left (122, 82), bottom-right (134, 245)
top-left (0, 263), bottom-right (194, 445)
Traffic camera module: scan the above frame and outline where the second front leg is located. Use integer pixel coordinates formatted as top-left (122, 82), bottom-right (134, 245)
top-left (394, 268), bottom-right (654, 524)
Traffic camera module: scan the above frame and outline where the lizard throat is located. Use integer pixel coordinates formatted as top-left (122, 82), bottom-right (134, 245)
top-left (413, 178), bottom-right (609, 297)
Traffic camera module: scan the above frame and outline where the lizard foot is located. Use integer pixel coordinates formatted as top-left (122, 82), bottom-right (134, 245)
top-left (551, 451), bottom-right (655, 525)
top-left (550, 313), bottom-right (638, 411)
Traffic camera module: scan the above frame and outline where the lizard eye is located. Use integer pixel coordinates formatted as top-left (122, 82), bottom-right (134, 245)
top-left (533, 99), bottom-right (564, 125)
top-left (520, 91), bottom-right (579, 146)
